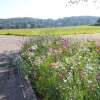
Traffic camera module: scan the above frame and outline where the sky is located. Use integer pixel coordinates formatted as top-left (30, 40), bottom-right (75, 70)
top-left (0, 0), bottom-right (100, 19)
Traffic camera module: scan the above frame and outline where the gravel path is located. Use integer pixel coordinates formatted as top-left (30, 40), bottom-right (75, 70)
top-left (0, 36), bottom-right (37, 100)
top-left (0, 33), bottom-right (99, 100)
top-left (0, 36), bottom-right (30, 100)
top-left (0, 36), bottom-right (30, 53)
top-left (0, 33), bottom-right (100, 53)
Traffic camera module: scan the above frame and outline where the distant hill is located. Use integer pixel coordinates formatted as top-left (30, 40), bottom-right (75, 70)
top-left (0, 16), bottom-right (99, 29)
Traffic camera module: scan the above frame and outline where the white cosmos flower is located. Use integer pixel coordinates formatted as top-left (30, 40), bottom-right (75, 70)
top-left (63, 79), bottom-right (67, 83)
top-left (87, 80), bottom-right (92, 84)
top-left (31, 45), bottom-right (38, 50)
top-left (85, 64), bottom-right (93, 71)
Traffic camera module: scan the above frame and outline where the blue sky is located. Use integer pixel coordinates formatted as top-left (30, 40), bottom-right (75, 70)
top-left (0, 0), bottom-right (100, 19)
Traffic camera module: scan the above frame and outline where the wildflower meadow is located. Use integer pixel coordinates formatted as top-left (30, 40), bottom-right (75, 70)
top-left (19, 36), bottom-right (100, 100)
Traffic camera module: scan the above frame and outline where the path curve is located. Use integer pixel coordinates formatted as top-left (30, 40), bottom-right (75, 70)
top-left (0, 36), bottom-right (35, 100)
top-left (0, 33), bottom-right (100, 53)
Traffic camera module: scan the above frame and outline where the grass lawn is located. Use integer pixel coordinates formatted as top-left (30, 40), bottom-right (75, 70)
top-left (0, 25), bottom-right (100, 36)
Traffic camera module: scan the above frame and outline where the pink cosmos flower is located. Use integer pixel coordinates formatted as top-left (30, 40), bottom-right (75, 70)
top-left (96, 72), bottom-right (100, 81)
top-left (28, 48), bottom-right (34, 52)
top-left (96, 46), bottom-right (100, 53)
top-left (61, 38), bottom-right (69, 48)
top-left (96, 50), bottom-right (100, 53)
top-left (28, 45), bottom-right (38, 52)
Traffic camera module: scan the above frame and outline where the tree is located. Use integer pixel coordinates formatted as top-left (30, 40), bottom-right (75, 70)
top-left (66, 0), bottom-right (99, 6)
top-left (95, 18), bottom-right (100, 26)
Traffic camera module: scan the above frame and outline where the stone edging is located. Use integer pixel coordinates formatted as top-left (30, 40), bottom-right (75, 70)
top-left (16, 53), bottom-right (37, 100)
